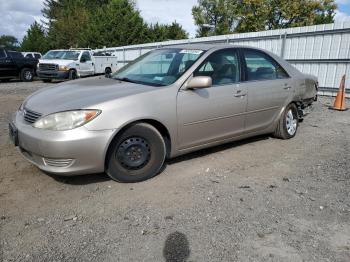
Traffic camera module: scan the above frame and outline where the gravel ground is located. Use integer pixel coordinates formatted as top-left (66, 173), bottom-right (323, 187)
top-left (0, 80), bottom-right (349, 262)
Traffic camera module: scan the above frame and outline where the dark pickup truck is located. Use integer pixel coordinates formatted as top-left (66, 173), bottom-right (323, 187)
top-left (0, 49), bottom-right (38, 82)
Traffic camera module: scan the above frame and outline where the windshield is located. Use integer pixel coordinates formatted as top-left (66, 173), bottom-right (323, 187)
top-left (112, 48), bottom-right (204, 86)
top-left (42, 50), bottom-right (80, 60)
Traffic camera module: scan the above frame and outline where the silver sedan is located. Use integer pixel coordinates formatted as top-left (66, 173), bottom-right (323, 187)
top-left (9, 44), bottom-right (318, 182)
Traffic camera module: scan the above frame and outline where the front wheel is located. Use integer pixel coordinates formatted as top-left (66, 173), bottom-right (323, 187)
top-left (273, 103), bottom-right (299, 139)
top-left (68, 70), bottom-right (77, 80)
top-left (106, 123), bottom-right (166, 182)
top-left (20, 68), bottom-right (34, 82)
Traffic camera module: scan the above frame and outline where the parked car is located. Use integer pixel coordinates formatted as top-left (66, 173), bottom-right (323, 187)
top-left (36, 48), bottom-right (118, 82)
top-left (0, 49), bottom-right (38, 82)
top-left (22, 52), bottom-right (42, 59)
top-left (9, 44), bottom-right (318, 182)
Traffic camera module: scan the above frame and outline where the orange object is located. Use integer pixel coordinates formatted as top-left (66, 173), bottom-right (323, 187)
top-left (330, 75), bottom-right (348, 111)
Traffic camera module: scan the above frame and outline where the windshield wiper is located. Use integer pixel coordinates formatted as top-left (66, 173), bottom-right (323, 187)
top-left (114, 77), bottom-right (137, 84)
top-left (114, 77), bottom-right (166, 87)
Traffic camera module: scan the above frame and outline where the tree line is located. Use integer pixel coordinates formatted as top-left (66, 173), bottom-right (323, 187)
top-left (192, 0), bottom-right (336, 36)
top-left (0, 0), bottom-right (337, 54)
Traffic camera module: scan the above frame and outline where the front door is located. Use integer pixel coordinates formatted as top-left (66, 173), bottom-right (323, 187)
top-left (79, 51), bottom-right (94, 76)
top-left (177, 49), bottom-right (247, 150)
top-left (241, 49), bottom-right (293, 132)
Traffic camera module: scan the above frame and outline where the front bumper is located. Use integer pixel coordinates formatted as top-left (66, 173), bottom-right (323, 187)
top-left (11, 111), bottom-right (115, 176)
top-left (37, 70), bottom-right (69, 80)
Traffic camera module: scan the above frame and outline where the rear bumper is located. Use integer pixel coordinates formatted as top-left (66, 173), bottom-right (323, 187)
top-left (12, 111), bottom-right (115, 176)
top-left (37, 70), bottom-right (69, 79)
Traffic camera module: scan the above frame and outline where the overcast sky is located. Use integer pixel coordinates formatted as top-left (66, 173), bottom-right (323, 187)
top-left (0, 0), bottom-right (350, 42)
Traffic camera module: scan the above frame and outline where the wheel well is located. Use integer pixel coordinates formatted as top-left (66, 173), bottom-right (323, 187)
top-left (106, 119), bottom-right (172, 161)
top-left (291, 101), bottom-right (303, 120)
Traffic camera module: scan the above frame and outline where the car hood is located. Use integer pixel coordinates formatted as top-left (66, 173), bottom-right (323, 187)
top-left (39, 59), bottom-right (76, 65)
top-left (24, 77), bottom-right (159, 115)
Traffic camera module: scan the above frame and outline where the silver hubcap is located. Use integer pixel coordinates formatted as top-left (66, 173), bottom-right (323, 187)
top-left (286, 109), bottom-right (297, 135)
top-left (24, 71), bottom-right (32, 80)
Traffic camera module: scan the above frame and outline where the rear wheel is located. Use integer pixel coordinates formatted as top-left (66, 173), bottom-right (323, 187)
top-left (273, 103), bottom-right (299, 139)
top-left (20, 68), bottom-right (34, 82)
top-left (105, 67), bottom-right (112, 78)
top-left (106, 123), bottom-right (166, 182)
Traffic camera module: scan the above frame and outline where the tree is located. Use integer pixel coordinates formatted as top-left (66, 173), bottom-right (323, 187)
top-left (0, 35), bottom-right (18, 49)
top-left (42, 0), bottom-right (90, 48)
top-left (165, 22), bottom-right (189, 40)
top-left (148, 22), bottom-right (188, 42)
top-left (81, 0), bottom-right (149, 48)
top-left (192, 0), bottom-right (337, 36)
top-left (21, 22), bottom-right (49, 53)
top-left (192, 0), bottom-right (240, 37)
top-left (261, 0), bottom-right (337, 31)
top-left (40, 0), bottom-right (188, 49)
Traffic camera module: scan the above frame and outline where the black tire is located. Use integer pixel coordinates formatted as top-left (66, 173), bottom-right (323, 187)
top-left (105, 67), bottom-right (112, 78)
top-left (43, 79), bottom-right (52, 83)
top-left (106, 123), bottom-right (166, 182)
top-left (68, 69), bottom-right (77, 80)
top-left (273, 103), bottom-right (299, 139)
top-left (20, 68), bottom-right (34, 82)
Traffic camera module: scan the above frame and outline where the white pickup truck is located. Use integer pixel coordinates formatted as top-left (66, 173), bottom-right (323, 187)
top-left (37, 49), bottom-right (118, 82)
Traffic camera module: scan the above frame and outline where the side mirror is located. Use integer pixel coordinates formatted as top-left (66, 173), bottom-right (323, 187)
top-left (80, 57), bottom-right (86, 63)
top-left (185, 76), bottom-right (212, 89)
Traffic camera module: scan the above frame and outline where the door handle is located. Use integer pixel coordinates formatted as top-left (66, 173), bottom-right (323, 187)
top-left (283, 83), bottom-right (291, 90)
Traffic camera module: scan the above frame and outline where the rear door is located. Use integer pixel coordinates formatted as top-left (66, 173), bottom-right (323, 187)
top-left (240, 48), bottom-right (293, 132)
top-left (0, 50), bottom-right (18, 77)
top-left (0, 49), bottom-right (8, 77)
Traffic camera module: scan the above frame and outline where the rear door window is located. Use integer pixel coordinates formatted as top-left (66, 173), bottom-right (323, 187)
top-left (8, 51), bottom-right (24, 59)
top-left (243, 49), bottom-right (289, 81)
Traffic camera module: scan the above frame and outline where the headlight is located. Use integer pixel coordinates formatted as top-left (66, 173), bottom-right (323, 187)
top-left (33, 110), bottom-right (101, 131)
top-left (58, 65), bottom-right (69, 71)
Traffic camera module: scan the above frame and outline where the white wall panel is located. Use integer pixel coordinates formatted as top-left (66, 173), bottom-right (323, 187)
top-left (95, 23), bottom-right (350, 89)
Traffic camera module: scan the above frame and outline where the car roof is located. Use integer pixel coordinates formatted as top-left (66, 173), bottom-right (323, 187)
top-left (49, 49), bottom-right (82, 52)
top-left (162, 43), bottom-right (228, 51)
top-left (160, 43), bottom-right (258, 51)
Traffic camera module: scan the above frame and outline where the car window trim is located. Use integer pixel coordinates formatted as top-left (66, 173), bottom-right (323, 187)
top-left (238, 47), bottom-right (291, 82)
